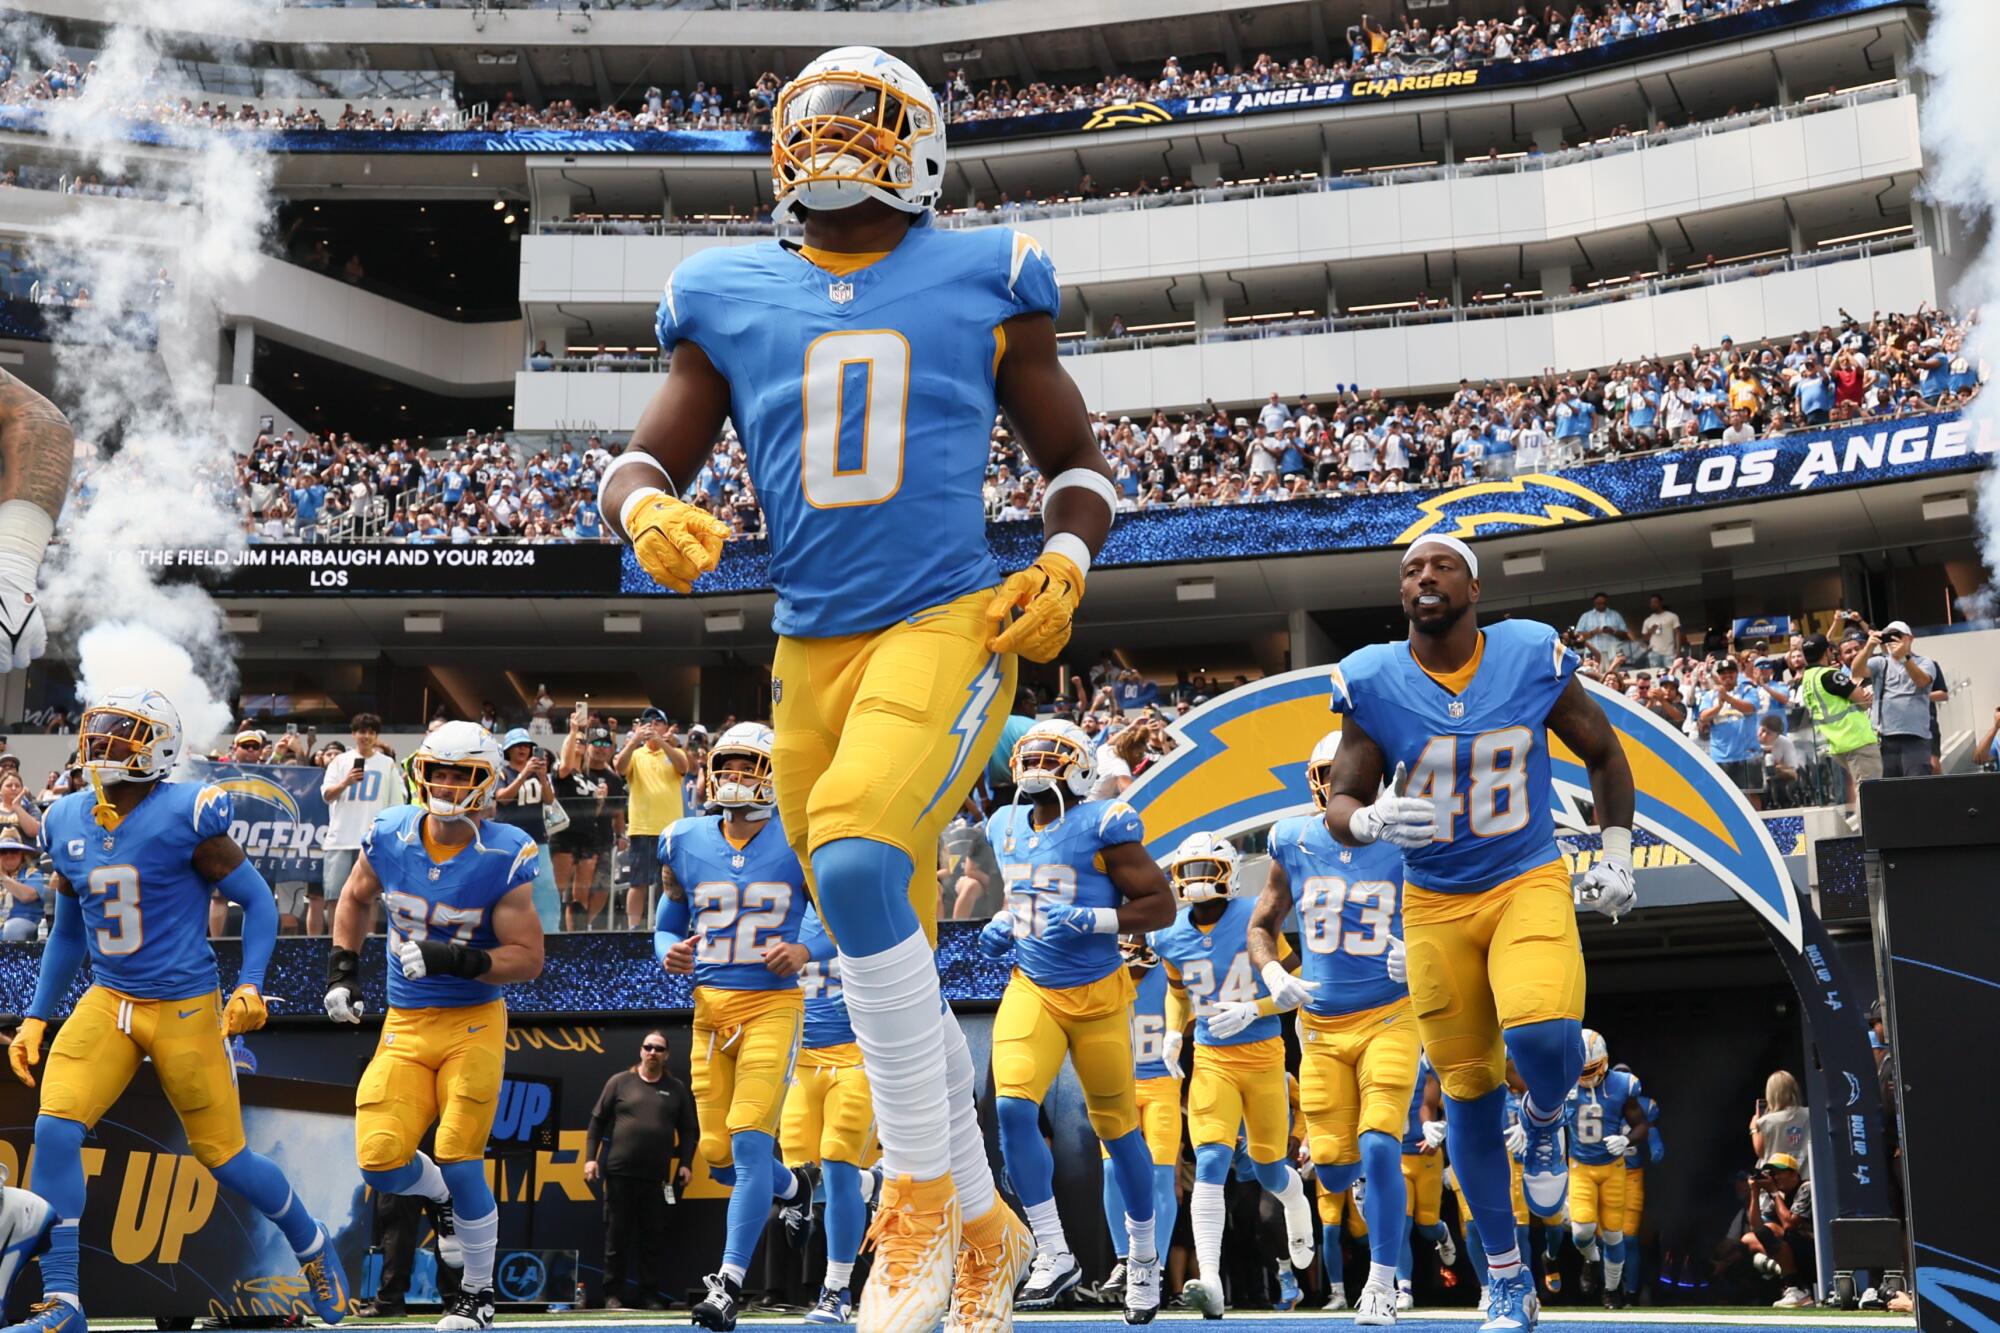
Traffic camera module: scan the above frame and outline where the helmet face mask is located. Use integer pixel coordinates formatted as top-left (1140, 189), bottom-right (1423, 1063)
top-left (1579, 1028), bottom-right (1609, 1087)
top-left (1306, 729), bottom-right (1341, 811)
top-left (1010, 723), bottom-right (1094, 799)
top-left (1166, 832), bottom-right (1238, 903)
top-left (772, 48), bottom-right (944, 222)
top-left (706, 722), bottom-right (777, 816)
top-left (412, 721), bottom-right (504, 819)
top-left (78, 689), bottom-right (182, 786)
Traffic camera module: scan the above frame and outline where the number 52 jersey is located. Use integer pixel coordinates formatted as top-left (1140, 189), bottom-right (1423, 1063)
top-left (655, 224), bottom-right (1061, 638)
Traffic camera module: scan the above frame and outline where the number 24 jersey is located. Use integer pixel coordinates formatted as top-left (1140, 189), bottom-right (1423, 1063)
top-left (656, 224), bottom-right (1061, 638)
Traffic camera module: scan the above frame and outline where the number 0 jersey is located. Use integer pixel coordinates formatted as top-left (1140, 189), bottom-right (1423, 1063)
top-left (1151, 897), bottom-right (1289, 1048)
top-left (655, 223), bottom-right (1061, 637)
top-left (1567, 1067), bottom-right (1643, 1166)
top-left (1328, 619), bottom-right (1579, 893)
top-left (365, 805), bottom-right (539, 1010)
top-left (983, 798), bottom-right (1144, 990)
top-left (1266, 814), bottom-right (1406, 1017)
top-left (657, 814), bottom-right (809, 992)
top-left (41, 782), bottom-right (234, 1000)
top-left (796, 906), bottom-right (854, 1050)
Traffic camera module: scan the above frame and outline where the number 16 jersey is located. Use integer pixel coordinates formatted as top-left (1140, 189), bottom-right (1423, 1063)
top-left (655, 223), bottom-right (1061, 638)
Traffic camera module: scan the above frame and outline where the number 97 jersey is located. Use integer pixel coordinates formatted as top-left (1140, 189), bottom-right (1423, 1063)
top-left (1266, 815), bottom-right (1405, 1017)
top-left (364, 806), bottom-right (541, 1009)
top-left (658, 813), bottom-right (809, 993)
top-left (655, 224), bottom-right (1061, 638)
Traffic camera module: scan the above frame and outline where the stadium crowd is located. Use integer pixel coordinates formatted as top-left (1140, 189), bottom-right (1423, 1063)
top-left (223, 307), bottom-right (1980, 543)
top-left (0, 0), bottom-right (1804, 138)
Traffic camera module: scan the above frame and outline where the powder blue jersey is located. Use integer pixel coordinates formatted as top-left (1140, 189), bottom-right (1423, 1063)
top-left (985, 798), bottom-right (1143, 990)
top-left (1267, 815), bottom-right (1405, 1017)
top-left (1633, 1092), bottom-right (1662, 1166)
top-left (1329, 619), bottom-right (1579, 893)
top-left (796, 906), bottom-right (853, 1050)
top-left (41, 782), bottom-right (234, 1000)
top-left (1131, 963), bottom-right (1175, 1080)
top-left (1152, 897), bottom-right (1280, 1048)
top-left (1401, 1053), bottom-right (1437, 1154)
top-left (5, 866), bottom-right (43, 927)
top-left (1567, 1068), bottom-right (1643, 1166)
top-left (657, 814), bottom-right (809, 992)
top-left (365, 806), bottom-right (539, 1010)
top-left (656, 223), bottom-right (1061, 636)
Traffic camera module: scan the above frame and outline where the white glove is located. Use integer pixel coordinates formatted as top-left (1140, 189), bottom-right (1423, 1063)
top-left (395, 937), bottom-right (430, 980)
top-left (1577, 844), bottom-right (1638, 922)
top-left (1505, 1122), bottom-right (1528, 1157)
top-left (0, 554), bottom-right (46, 672)
top-left (1422, 1118), bottom-right (1448, 1149)
top-left (323, 984), bottom-right (364, 1024)
top-left (1347, 762), bottom-right (1438, 850)
top-left (1602, 1133), bottom-right (1631, 1158)
top-left (1260, 960), bottom-right (1317, 1012)
top-left (1206, 999), bottom-right (1262, 1040)
top-left (1386, 935), bottom-right (1408, 985)
top-left (1161, 1029), bottom-right (1184, 1079)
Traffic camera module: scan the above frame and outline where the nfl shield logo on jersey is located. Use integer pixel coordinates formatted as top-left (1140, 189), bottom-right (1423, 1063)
top-left (828, 280), bottom-right (855, 305)
top-left (1448, 700), bottom-right (1467, 718)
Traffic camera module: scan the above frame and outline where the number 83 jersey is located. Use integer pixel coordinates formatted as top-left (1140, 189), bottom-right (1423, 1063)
top-left (658, 813), bottom-right (809, 993)
top-left (656, 224), bottom-right (1061, 638)
top-left (1328, 619), bottom-right (1579, 894)
top-left (1266, 815), bottom-right (1405, 1016)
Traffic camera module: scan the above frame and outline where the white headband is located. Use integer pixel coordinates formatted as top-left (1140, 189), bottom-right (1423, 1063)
top-left (1405, 534), bottom-right (1480, 578)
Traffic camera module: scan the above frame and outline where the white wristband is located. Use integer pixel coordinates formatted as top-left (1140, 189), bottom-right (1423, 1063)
top-left (1600, 825), bottom-right (1633, 866)
top-left (1260, 959), bottom-right (1291, 994)
top-left (1042, 466), bottom-right (1118, 515)
top-left (1088, 906), bottom-right (1121, 934)
top-left (618, 486), bottom-right (666, 539)
top-left (599, 450), bottom-right (674, 536)
top-left (0, 500), bottom-right (52, 566)
top-left (1042, 531), bottom-right (1092, 578)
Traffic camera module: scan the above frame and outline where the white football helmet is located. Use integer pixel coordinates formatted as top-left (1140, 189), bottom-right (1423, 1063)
top-left (772, 46), bottom-right (945, 222)
top-left (78, 687), bottom-right (183, 785)
top-left (1010, 718), bottom-right (1096, 798)
top-left (1165, 831), bottom-right (1239, 903)
top-left (1306, 730), bottom-right (1341, 811)
top-left (1580, 1028), bottom-right (1610, 1087)
top-left (707, 722), bottom-right (776, 817)
top-left (410, 721), bottom-right (503, 818)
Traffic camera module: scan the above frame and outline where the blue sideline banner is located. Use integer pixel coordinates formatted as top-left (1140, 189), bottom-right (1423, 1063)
top-left (184, 759), bottom-right (332, 880)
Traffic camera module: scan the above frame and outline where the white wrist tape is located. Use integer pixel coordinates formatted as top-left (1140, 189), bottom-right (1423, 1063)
top-left (0, 500), bottom-right (52, 567)
top-left (618, 486), bottom-right (666, 538)
top-left (598, 450), bottom-right (673, 535)
top-left (1088, 906), bottom-right (1121, 934)
top-left (1042, 531), bottom-right (1092, 578)
top-left (1260, 960), bottom-right (1292, 994)
top-left (1600, 825), bottom-right (1633, 866)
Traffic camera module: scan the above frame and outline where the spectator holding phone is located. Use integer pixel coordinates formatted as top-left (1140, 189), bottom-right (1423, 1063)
top-left (1751, 1071), bottom-right (1810, 1173)
top-left (556, 703), bottom-right (626, 930)
top-left (494, 728), bottom-right (563, 930)
top-left (315, 712), bottom-right (405, 936)
top-left (1760, 717), bottom-right (1802, 807)
top-left (0, 835), bottom-right (43, 942)
top-left (1700, 657), bottom-right (1765, 808)
top-left (617, 706), bottom-right (690, 930)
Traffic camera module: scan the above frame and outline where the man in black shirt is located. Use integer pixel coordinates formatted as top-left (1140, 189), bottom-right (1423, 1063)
top-left (586, 1031), bottom-right (698, 1308)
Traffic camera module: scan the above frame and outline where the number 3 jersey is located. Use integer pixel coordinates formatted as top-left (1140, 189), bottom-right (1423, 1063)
top-left (1266, 815), bottom-right (1406, 1017)
top-left (364, 805), bottom-right (539, 1009)
top-left (41, 781), bottom-right (235, 1000)
top-left (983, 798), bottom-right (1144, 990)
top-left (1328, 619), bottom-right (1579, 894)
top-left (655, 224), bottom-right (1061, 638)
top-left (657, 813), bottom-right (809, 993)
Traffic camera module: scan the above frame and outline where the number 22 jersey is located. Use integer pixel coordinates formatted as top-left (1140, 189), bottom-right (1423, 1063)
top-left (655, 223), bottom-right (1062, 638)
top-left (657, 814), bottom-right (809, 992)
top-left (1328, 619), bottom-right (1579, 893)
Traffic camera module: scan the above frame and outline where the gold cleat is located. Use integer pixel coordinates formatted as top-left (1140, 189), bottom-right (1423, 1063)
top-left (945, 1201), bottom-right (1034, 1333)
top-left (856, 1174), bottom-right (961, 1333)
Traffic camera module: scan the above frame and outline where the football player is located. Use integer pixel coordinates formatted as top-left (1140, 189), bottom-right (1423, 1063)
top-left (1619, 1087), bottom-right (1662, 1305)
top-left (1320, 534), bottom-right (1637, 1333)
top-left (655, 724), bottom-right (814, 1330)
top-left (1315, 1175), bottom-right (1369, 1311)
top-left (1562, 1033), bottom-right (1648, 1306)
top-left (1395, 1059), bottom-right (1458, 1311)
top-left (598, 49), bottom-right (1118, 1329)
top-left (1247, 730), bottom-right (1418, 1324)
top-left (11, 689), bottom-right (348, 1333)
top-left (780, 903), bottom-right (886, 1325)
top-left (1096, 937), bottom-right (1185, 1313)
top-left (325, 722), bottom-right (545, 1333)
top-left (977, 721), bottom-right (1176, 1321)
top-left (1149, 833), bottom-right (1315, 1319)
top-left (1449, 1076), bottom-right (1532, 1315)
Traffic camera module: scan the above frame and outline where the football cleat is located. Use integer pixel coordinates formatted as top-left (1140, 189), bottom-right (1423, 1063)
top-left (781, 1165), bottom-right (818, 1250)
top-left (1123, 1255), bottom-right (1161, 1326)
top-left (1394, 1283), bottom-right (1414, 1312)
top-left (1579, 1261), bottom-right (1600, 1297)
top-left (1180, 1278), bottom-right (1224, 1320)
top-left (691, 1274), bottom-right (741, 1331)
top-left (1773, 1288), bottom-right (1814, 1309)
top-left (1, 1300), bottom-right (82, 1333)
top-left (1098, 1261), bottom-right (1127, 1306)
top-left (946, 1202), bottom-right (1033, 1333)
top-left (1355, 1280), bottom-right (1398, 1326)
top-left (1542, 1268), bottom-right (1562, 1295)
top-left (805, 1286), bottom-right (852, 1325)
top-left (1324, 1284), bottom-right (1349, 1312)
top-left (857, 1175), bottom-right (959, 1333)
top-left (300, 1225), bottom-right (351, 1324)
top-left (1438, 1226), bottom-right (1458, 1269)
top-left (1016, 1250), bottom-right (1081, 1311)
top-left (435, 1290), bottom-right (493, 1332)
top-left (425, 1193), bottom-right (462, 1269)
top-left (1482, 1271), bottom-right (1540, 1332)
top-left (1275, 1266), bottom-right (1301, 1312)
top-left (1520, 1115), bottom-right (1568, 1216)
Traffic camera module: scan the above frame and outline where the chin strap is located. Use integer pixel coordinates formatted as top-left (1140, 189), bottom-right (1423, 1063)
top-left (1000, 782), bottom-right (1068, 855)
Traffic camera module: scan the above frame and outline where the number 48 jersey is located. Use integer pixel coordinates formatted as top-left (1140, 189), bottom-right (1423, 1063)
top-left (655, 224), bottom-right (1061, 638)
top-left (1266, 815), bottom-right (1405, 1017)
top-left (658, 813), bottom-right (809, 992)
top-left (364, 805), bottom-right (540, 1010)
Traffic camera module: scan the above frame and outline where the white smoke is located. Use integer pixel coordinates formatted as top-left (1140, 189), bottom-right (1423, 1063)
top-left (12, 0), bottom-right (279, 755)
top-left (1917, 0), bottom-right (2000, 606)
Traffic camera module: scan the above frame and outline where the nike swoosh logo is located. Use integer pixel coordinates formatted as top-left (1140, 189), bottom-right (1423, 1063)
top-left (467, 1025), bottom-right (487, 1034)
top-left (178, 1008), bottom-right (202, 1019)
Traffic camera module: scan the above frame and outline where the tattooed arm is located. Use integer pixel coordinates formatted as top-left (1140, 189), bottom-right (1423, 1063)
top-left (0, 369), bottom-right (73, 670)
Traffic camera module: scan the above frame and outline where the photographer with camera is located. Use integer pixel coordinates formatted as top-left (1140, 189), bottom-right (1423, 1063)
top-left (1741, 1153), bottom-right (1814, 1308)
top-left (1866, 620), bottom-right (1939, 778)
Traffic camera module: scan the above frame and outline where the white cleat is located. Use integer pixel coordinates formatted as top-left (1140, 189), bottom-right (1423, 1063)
top-left (1395, 1285), bottom-right (1415, 1312)
top-left (1438, 1227), bottom-right (1458, 1269)
top-left (1325, 1284), bottom-right (1350, 1312)
top-left (1355, 1280), bottom-right (1398, 1326)
top-left (856, 1175), bottom-right (960, 1333)
top-left (1181, 1278), bottom-right (1224, 1320)
top-left (1123, 1254), bottom-right (1162, 1325)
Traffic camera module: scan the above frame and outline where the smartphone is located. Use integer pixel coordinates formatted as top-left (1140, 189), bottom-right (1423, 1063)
top-left (285, 723), bottom-right (298, 735)
top-left (1754, 1098), bottom-right (1767, 1117)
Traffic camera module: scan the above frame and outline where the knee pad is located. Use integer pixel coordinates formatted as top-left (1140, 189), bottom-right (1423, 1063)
top-left (357, 1131), bottom-right (413, 1176)
top-left (699, 1130), bottom-right (734, 1169)
top-left (1084, 1100), bottom-right (1138, 1142)
top-left (1193, 1142), bottom-right (1232, 1185)
top-left (1571, 1221), bottom-right (1597, 1245)
top-left (361, 1163), bottom-right (421, 1195)
top-left (1602, 1230), bottom-right (1624, 1248)
top-left (810, 839), bottom-right (917, 955)
top-left (1317, 1161), bottom-right (1363, 1195)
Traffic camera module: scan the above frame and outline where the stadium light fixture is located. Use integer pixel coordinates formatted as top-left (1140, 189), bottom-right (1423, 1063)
top-left (1922, 492), bottom-right (1971, 521)
top-left (492, 199), bottom-right (506, 211)
top-left (1709, 522), bottom-right (1756, 549)
top-left (503, 212), bottom-right (517, 225)
top-left (224, 611), bottom-right (261, 635)
top-left (1501, 550), bottom-right (1546, 576)
top-left (604, 612), bottom-right (642, 634)
top-left (404, 612), bottom-right (445, 634)
top-left (705, 610), bottom-right (746, 634)
top-left (1176, 578), bottom-right (1217, 602)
